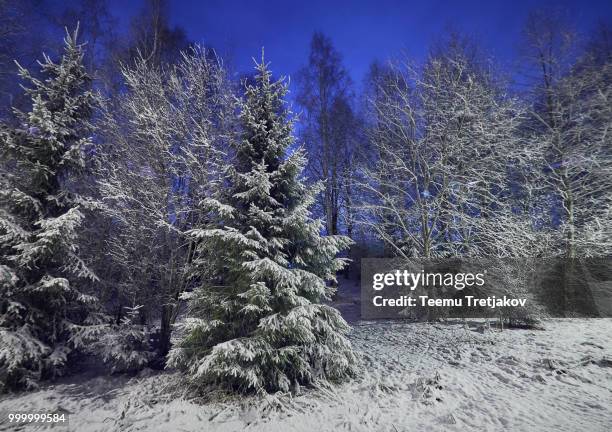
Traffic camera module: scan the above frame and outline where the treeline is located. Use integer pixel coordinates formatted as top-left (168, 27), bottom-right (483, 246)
top-left (0, 0), bottom-right (610, 393)
top-left (0, 28), bottom-right (355, 393)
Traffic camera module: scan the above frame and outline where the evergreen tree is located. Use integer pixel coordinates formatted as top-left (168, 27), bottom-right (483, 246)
top-left (91, 305), bottom-right (154, 373)
top-left (0, 28), bottom-right (103, 392)
top-left (168, 57), bottom-right (357, 393)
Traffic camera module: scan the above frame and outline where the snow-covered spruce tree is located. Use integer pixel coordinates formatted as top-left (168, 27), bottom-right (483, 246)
top-left (168, 57), bottom-right (357, 393)
top-left (0, 28), bottom-right (104, 392)
top-left (91, 305), bottom-right (154, 373)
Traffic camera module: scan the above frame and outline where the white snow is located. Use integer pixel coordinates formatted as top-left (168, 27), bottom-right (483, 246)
top-left (1, 319), bottom-right (611, 432)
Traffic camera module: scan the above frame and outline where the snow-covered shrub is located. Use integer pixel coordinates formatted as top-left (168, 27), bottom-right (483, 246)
top-left (0, 28), bottom-right (104, 392)
top-left (168, 58), bottom-right (357, 393)
top-left (486, 259), bottom-right (547, 328)
top-left (91, 306), bottom-right (154, 373)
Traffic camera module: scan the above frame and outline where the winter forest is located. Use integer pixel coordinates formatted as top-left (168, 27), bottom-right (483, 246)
top-left (0, 0), bottom-right (611, 431)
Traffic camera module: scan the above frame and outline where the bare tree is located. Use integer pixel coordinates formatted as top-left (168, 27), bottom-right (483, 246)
top-left (124, 0), bottom-right (190, 67)
top-left (94, 0), bottom-right (192, 96)
top-left (296, 32), bottom-right (355, 236)
top-left (523, 10), bottom-right (612, 258)
top-left (52, 0), bottom-right (118, 74)
top-left (0, 0), bottom-right (51, 116)
top-left (357, 52), bottom-right (541, 259)
top-left (97, 47), bottom-right (233, 357)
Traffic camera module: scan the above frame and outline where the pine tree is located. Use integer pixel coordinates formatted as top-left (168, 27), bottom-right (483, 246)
top-left (168, 56), bottom-right (357, 393)
top-left (0, 28), bottom-right (104, 392)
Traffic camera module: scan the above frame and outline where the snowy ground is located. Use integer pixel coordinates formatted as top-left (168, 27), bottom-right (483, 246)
top-left (1, 318), bottom-right (611, 432)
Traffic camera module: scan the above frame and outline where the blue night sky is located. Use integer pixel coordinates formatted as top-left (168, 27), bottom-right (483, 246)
top-left (109, 0), bottom-right (612, 86)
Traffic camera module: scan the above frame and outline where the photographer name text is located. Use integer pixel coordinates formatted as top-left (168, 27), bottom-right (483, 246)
top-left (372, 295), bottom-right (527, 308)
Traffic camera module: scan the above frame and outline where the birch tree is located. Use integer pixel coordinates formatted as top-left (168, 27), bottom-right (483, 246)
top-left (297, 33), bottom-right (355, 236)
top-left (359, 54), bottom-right (537, 258)
top-left (97, 46), bottom-right (232, 357)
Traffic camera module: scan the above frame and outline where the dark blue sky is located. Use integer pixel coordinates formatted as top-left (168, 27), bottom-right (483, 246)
top-left (110, 0), bottom-right (612, 87)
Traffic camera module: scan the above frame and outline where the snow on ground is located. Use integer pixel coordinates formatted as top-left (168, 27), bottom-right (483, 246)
top-left (1, 319), bottom-right (611, 432)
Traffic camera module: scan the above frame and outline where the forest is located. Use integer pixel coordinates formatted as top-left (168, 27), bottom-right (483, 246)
top-left (0, 1), bottom-right (611, 431)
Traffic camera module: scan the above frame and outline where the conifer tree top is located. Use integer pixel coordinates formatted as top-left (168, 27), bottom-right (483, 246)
top-left (5, 25), bottom-right (94, 207)
top-left (236, 53), bottom-right (294, 172)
